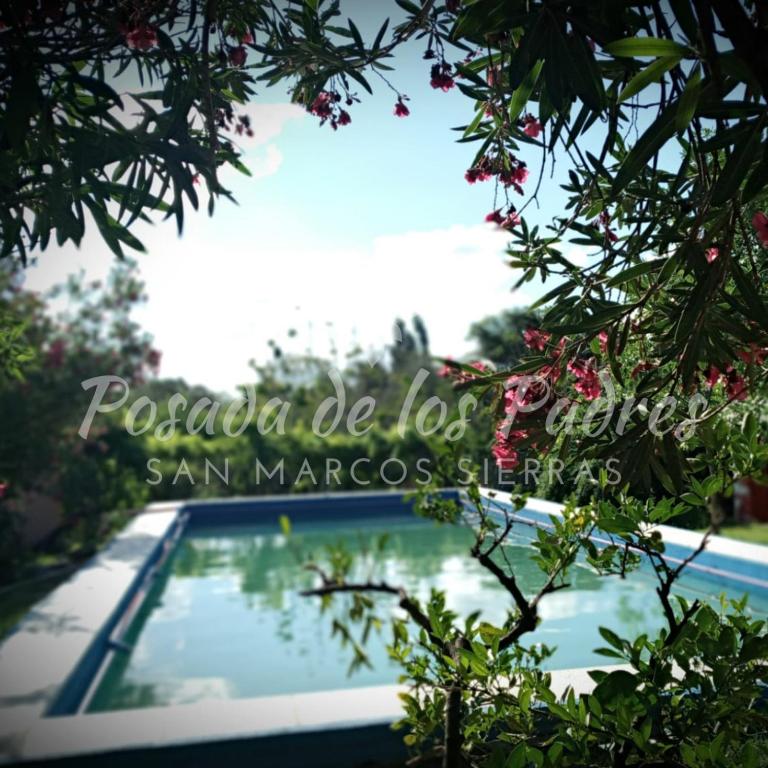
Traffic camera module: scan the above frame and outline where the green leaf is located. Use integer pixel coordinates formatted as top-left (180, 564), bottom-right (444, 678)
top-left (710, 121), bottom-right (764, 204)
top-left (612, 102), bottom-right (677, 194)
top-left (675, 64), bottom-right (702, 133)
top-left (618, 56), bottom-right (681, 103)
top-left (508, 60), bottom-right (543, 124)
top-left (607, 258), bottom-right (666, 287)
top-left (463, 107), bottom-right (486, 139)
top-left (593, 669), bottom-right (638, 703)
top-left (604, 37), bottom-right (690, 58)
top-left (598, 626), bottom-right (624, 650)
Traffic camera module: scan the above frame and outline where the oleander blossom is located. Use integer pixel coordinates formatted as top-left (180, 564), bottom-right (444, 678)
top-left (725, 368), bottom-right (748, 401)
top-left (125, 24), bottom-right (158, 50)
top-left (310, 91), bottom-right (333, 119)
top-left (705, 247), bottom-right (719, 264)
top-left (394, 99), bottom-right (410, 117)
top-left (523, 328), bottom-right (551, 352)
top-left (492, 439), bottom-right (519, 471)
top-left (229, 45), bottom-right (247, 67)
top-left (430, 62), bottom-right (455, 91)
top-left (753, 211), bottom-right (768, 246)
top-left (522, 114), bottom-right (542, 138)
top-left (737, 344), bottom-right (768, 366)
top-left (568, 357), bottom-right (601, 400)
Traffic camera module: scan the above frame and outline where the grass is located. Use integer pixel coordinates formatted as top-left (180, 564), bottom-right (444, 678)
top-left (711, 523), bottom-right (768, 546)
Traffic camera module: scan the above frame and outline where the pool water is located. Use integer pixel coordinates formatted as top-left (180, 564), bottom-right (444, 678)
top-left (86, 515), bottom-right (768, 712)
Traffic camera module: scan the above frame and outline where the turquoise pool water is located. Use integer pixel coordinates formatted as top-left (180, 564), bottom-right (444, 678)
top-left (87, 514), bottom-right (768, 712)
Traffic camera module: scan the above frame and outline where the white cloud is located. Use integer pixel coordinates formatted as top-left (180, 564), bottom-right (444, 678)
top-left (25, 220), bottom-right (542, 394)
top-left (239, 103), bottom-right (306, 146)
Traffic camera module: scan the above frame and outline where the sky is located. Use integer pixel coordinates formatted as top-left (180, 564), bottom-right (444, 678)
top-left (24, 7), bottom-right (580, 394)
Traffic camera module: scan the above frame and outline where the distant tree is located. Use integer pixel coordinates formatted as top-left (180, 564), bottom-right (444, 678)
top-left (467, 308), bottom-right (540, 368)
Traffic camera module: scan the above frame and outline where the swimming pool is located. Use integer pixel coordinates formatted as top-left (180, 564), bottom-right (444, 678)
top-left (2, 490), bottom-right (766, 766)
top-left (85, 508), bottom-right (768, 713)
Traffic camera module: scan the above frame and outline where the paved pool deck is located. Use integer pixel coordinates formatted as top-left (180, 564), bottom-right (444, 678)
top-left (0, 511), bottom-right (179, 761)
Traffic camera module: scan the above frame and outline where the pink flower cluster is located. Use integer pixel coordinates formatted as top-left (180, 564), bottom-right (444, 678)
top-left (438, 359), bottom-right (487, 381)
top-left (703, 365), bottom-right (748, 401)
top-left (124, 23), bottom-right (158, 50)
top-left (309, 91), bottom-right (351, 129)
top-left (466, 153), bottom-right (529, 194)
top-left (567, 357), bottom-right (602, 400)
top-left (491, 336), bottom-right (568, 470)
top-left (522, 114), bottom-right (542, 138)
top-left (485, 208), bottom-right (520, 230)
top-left (753, 212), bottom-right (768, 246)
top-left (523, 327), bottom-right (551, 352)
top-left (594, 210), bottom-right (618, 243)
top-left (430, 62), bottom-right (455, 91)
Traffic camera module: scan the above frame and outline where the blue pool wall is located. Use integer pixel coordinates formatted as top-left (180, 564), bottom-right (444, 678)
top-left (179, 489), bottom-right (462, 527)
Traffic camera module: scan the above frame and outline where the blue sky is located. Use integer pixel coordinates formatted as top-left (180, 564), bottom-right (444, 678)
top-left (25, 11), bottom-right (583, 394)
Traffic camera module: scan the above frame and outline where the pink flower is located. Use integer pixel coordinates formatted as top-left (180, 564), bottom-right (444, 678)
top-left (310, 91), bottom-right (333, 119)
top-left (598, 330), bottom-right (609, 355)
top-left (703, 365), bottom-right (721, 388)
top-left (522, 114), bottom-right (542, 138)
top-left (568, 357), bottom-right (601, 400)
top-left (337, 110), bottom-right (351, 126)
top-left (752, 211), bottom-right (768, 246)
top-left (705, 247), bottom-right (719, 264)
top-left (394, 99), bottom-right (410, 117)
top-left (240, 31), bottom-right (254, 44)
top-left (430, 63), bottom-right (455, 91)
top-left (437, 356), bottom-right (455, 378)
top-left (573, 369), bottom-right (601, 400)
top-left (485, 209), bottom-right (504, 225)
top-left (725, 368), bottom-right (748, 401)
top-left (523, 328), bottom-right (551, 352)
top-left (511, 164), bottom-right (529, 184)
top-left (229, 45), bottom-right (247, 66)
top-left (501, 211), bottom-right (521, 229)
top-left (492, 441), bottom-right (519, 471)
top-left (125, 24), bottom-right (158, 50)
top-left (465, 158), bottom-right (493, 184)
top-left (737, 344), bottom-right (768, 366)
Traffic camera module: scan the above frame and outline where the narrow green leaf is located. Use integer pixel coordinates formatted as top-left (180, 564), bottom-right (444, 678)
top-left (710, 122), bottom-right (764, 204)
top-left (618, 56), bottom-right (681, 103)
top-left (607, 258), bottom-right (666, 287)
top-left (675, 64), bottom-right (701, 133)
top-left (604, 37), bottom-right (690, 58)
top-left (508, 59), bottom-right (543, 123)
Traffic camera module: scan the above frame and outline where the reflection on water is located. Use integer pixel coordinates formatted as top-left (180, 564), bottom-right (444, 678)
top-left (87, 515), bottom-right (768, 712)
